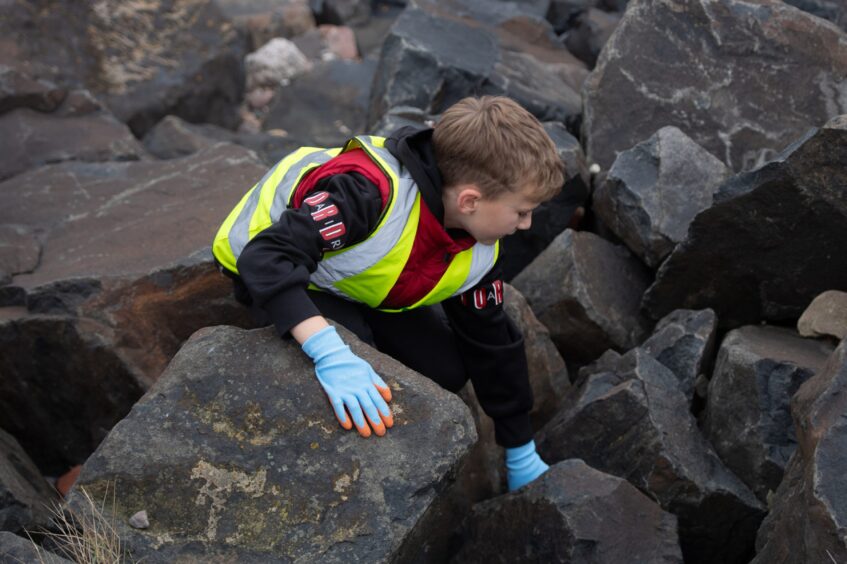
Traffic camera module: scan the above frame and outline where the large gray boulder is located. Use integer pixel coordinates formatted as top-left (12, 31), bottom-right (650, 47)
top-left (0, 0), bottom-right (246, 136)
top-left (0, 428), bottom-right (58, 533)
top-left (453, 459), bottom-right (683, 563)
top-left (68, 324), bottom-right (477, 562)
top-left (512, 229), bottom-right (652, 362)
top-left (538, 348), bottom-right (765, 564)
top-left (0, 94), bottom-right (148, 182)
top-left (583, 0), bottom-right (847, 171)
top-left (642, 116), bottom-right (847, 328)
top-left (753, 338), bottom-right (847, 563)
top-left (640, 308), bottom-right (717, 403)
top-left (702, 326), bottom-right (834, 502)
top-left (368, 0), bottom-right (587, 129)
top-left (0, 145), bottom-right (264, 472)
top-left (593, 126), bottom-right (730, 268)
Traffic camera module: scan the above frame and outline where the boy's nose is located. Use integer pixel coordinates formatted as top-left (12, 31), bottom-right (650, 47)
top-left (518, 215), bottom-right (532, 230)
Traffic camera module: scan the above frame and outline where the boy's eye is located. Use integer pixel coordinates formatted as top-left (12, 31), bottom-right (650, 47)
top-left (518, 211), bottom-right (530, 218)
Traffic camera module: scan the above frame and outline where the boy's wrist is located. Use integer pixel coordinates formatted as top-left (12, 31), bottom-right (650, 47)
top-left (292, 316), bottom-right (331, 345)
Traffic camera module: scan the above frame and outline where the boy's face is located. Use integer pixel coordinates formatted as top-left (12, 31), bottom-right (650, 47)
top-left (450, 185), bottom-right (542, 245)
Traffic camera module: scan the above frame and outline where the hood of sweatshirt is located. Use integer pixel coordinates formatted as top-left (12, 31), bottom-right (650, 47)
top-left (385, 126), bottom-right (447, 223)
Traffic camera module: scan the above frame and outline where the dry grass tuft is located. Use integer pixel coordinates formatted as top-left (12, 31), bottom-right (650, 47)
top-left (27, 482), bottom-right (134, 564)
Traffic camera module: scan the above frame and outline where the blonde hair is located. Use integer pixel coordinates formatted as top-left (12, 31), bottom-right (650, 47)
top-left (433, 96), bottom-right (565, 201)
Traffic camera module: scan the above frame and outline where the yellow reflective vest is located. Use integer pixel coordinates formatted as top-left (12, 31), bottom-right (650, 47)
top-left (213, 136), bottom-right (499, 311)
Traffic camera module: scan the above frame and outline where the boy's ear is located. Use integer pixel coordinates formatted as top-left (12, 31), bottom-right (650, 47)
top-left (455, 185), bottom-right (483, 214)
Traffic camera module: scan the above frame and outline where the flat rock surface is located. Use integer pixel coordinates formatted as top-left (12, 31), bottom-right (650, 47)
top-left (69, 324), bottom-right (477, 563)
top-left (0, 143), bottom-right (266, 291)
top-left (797, 290), bottom-right (847, 340)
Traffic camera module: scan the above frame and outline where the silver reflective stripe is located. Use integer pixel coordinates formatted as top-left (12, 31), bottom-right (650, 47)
top-left (454, 243), bottom-right (498, 295)
top-left (228, 149), bottom-right (333, 260)
top-left (310, 170), bottom-right (417, 286)
top-left (269, 150), bottom-right (336, 220)
top-left (228, 161), bottom-right (283, 260)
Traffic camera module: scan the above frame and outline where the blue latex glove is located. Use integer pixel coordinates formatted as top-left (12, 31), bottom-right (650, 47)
top-left (301, 326), bottom-right (393, 438)
top-left (506, 440), bottom-right (549, 491)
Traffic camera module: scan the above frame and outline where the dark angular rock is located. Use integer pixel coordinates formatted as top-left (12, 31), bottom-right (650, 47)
top-left (0, 0), bottom-right (246, 137)
top-left (753, 338), bottom-right (847, 563)
top-left (640, 308), bottom-right (717, 402)
top-left (263, 58), bottom-right (378, 148)
top-left (142, 115), bottom-right (300, 166)
top-left (68, 324), bottom-right (477, 562)
top-left (0, 428), bottom-right (58, 533)
top-left (593, 126), bottom-right (730, 268)
top-left (368, 2), bottom-right (587, 129)
top-left (0, 532), bottom-right (72, 564)
top-left (642, 117), bottom-right (847, 328)
top-left (372, 106), bottom-right (435, 136)
top-left (0, 105), bottom-right (148, 182)
top-left (453, 459), bottom-right (683, 563)
top-left (0, 66), bottom-right (66, 114)
top-left (583, 0), bottom-right (847, 171)
top-left (702, 325), bottom-right (833, 502)
top-left (564, 8), bottom-right (621, 68)
top-left (537, 348), bottom-right (765, 564)
top-left (798, 290), bottom-right (847, 341)
top-left (512, 229), bottom-right (652, 362)
top-left (500, 123), bottom-right (590, 280)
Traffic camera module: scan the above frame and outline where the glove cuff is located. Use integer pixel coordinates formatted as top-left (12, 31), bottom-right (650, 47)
top-left (301, 325), bottom-right (347, 361)
top-left (505, 440), bottom-right (537, 465)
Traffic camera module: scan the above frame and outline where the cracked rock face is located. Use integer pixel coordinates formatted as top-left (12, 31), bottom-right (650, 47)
top-left (68, 324), bottom-right (477, 563)
top-left (702, 325), bottom-right (833, 502)
top-left (753, 338), bottom-right (847, 563)
top-left (593, 126), bottom-right (730, 268)
top-left (639, 308), bottom-right (717, 403)
top-left (642, 117), bottom-right (847, 328)
top-left (453, 459), bottom-right (683, 563)
top-left (583, 0), bottom-right (847, 171)
top-left (538, 348), bottom-right (765, 564)
top-left (512, 229), bottom-right (652, 362)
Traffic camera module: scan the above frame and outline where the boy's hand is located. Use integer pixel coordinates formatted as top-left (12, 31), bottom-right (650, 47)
top-left (301, 325), bottom-right (393, 437)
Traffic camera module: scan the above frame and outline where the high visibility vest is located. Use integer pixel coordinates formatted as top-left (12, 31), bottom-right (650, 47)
top-left (212, 136), bottom-right (499, 311)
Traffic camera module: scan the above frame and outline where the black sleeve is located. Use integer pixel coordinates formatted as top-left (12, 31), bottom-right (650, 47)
top-left (235, 172), bottom-right (383, 337)
top-left (442, 259), bottom-right (534, 447)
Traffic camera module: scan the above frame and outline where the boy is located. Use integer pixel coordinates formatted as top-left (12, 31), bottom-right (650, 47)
top-left (212, 96), bottom-right (564, 491)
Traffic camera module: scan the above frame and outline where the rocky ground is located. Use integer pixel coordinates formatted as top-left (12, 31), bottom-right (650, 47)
top-left (1, 0), bottom-right (846, 562)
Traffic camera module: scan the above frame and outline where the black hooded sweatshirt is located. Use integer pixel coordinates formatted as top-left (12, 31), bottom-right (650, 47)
top-left (234, 127), bottom-right (534, 447)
